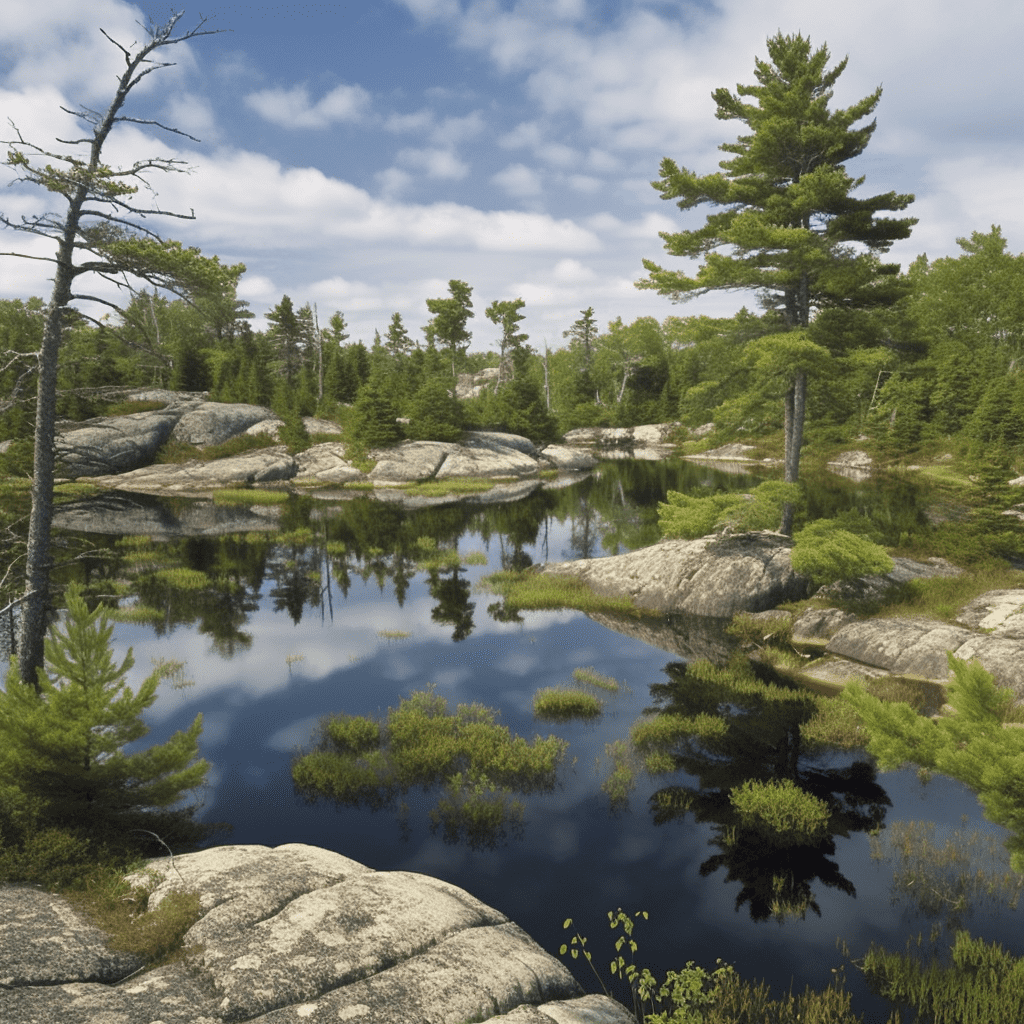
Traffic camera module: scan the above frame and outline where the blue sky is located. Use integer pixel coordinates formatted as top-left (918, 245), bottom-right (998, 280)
top-left (2, 0), bottom-right (1022, 349)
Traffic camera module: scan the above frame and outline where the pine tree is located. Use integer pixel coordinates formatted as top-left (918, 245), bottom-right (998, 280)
top-left (0, 585), bottom-right (212, 846)
top-left (842, 655), bottom-right (1024, 871)
top-left (424, 280), bottom-right (474, 378)
top-left (637, 32), bottom-right (916, 532)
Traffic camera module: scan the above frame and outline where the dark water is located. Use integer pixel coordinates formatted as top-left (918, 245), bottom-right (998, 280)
top-left (18, 459), bottom-right (1024, 1016)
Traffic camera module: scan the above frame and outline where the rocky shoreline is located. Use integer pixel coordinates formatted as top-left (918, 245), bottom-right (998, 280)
top-left (541, 532), bottom-right (1024, 707)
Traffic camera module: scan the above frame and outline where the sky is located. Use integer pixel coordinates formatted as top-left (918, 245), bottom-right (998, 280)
top-left (1, 0), bottom-right (1022, 350)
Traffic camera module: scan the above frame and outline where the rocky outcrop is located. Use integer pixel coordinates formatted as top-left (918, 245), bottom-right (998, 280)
top-left (680, 442), bottom-right (780, 472)
top-left (1, 843), bottom-right (634, 1024)
top-left (171, 402), bottom-right (277, 447)
top-left (369, 432), bottom-right (544, 486)
top-left (89, 447), bottom-right (298, 495)
top-left (56, 409), bottom-right (183, 478)
top-left (456, 366), bottom-right (500, 399)
top-left (540, 531), bottom-right (811, 617)
top-left (779, 589), bottom-right (1024, 705)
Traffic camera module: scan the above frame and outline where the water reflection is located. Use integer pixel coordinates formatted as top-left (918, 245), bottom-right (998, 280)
top-left (642, 659), bottom-right (892, 922)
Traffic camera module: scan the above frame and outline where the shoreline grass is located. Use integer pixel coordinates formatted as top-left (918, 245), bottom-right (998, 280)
top-left (480, 569), bottom-right (640, 617)
top-left (532, 687), bottom-right (604, 720)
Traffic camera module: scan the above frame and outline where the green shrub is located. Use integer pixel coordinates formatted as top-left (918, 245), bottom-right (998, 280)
top-left (791, 519), bottom-right (894, 586)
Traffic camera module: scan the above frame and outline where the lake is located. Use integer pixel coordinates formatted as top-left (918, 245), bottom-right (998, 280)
top-left (17, 458), bottom-right (1024, 1017)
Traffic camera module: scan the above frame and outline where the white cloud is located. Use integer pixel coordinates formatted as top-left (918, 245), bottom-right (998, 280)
top-left (492, 163), bottom-right (543, 197)
top-left (163, 92), bottom-right (219, 142)
top-left (244, 83), bottom-right (371, 129)
top-left (552, 258), bottom-right (596, 283)
top-left (396, 147), bottom-right (470, 179)
top-left (1, 1), bottom-right (206, 106)
top-left (567, 174), bottom-right (603, 193)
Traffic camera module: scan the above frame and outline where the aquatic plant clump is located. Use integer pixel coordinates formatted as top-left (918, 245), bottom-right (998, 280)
top-left (532, 687), bottom-right (603, 720)
top-left (292, 687), bottom-right (568, 848)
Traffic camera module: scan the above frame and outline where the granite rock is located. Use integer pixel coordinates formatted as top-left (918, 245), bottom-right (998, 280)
top-left (1, 843), bottom-right (635, 1024)
top-left (541, 531), bottom-right (811, 617)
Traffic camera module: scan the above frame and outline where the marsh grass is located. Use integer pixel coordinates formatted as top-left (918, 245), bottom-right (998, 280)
top-left (212, 488), bottom-right (289, 505)
top-left (481, 569), bottom-right (639, 617)
top-left (96, 399), bottom-right (167, 416)
top-left (532, 687), bottom-right (603, 720)
top-left (559, 909), bottom-right (867, 1024)
top-left (403, 477), bottom-right (498, 497)
top-left (870, 818), bottom-right (1024, 936)
top-left (107, 604), bottom-right (165, 625)
top-left (844, 567), bottom-right (1024, 622)
top-left (377, 629), bottom-right (412, 641)
top-left (572, 667), bottom-right (621, 693)
top-left (292, 687), bottom-right (568, 846)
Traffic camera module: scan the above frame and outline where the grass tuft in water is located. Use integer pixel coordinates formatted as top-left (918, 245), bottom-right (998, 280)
top-left (572, 667), bottom-right (621, 693)
top-left (533, 687), bottom-right (603, 720)
top-left (481, 569), bottom-right (638, 617)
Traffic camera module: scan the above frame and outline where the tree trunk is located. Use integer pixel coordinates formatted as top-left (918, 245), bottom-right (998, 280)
top-left (18, 253), bottom-right (75, 690)
top-left (779, 369), bottom-right (807, 536)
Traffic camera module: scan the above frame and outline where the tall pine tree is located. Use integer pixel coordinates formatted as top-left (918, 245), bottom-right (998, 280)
top-left (637, 32), bottom-right (916, 532)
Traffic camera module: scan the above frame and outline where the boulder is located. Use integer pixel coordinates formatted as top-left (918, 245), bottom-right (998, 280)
top-left (792, 607), bottom-right (859, 645)
top-left (56, 410), bottom-right (181, 478)
top-left (294, 442), bottom-right (365, 484)
top-left (686, 442), bottom-right (760, 462)
top-left (1, 843), bottom-right (635, 1024)
top-left (456, 366), bottom-right (500, 400)
top-left (540, 531), bottom-right (811, 617)
top-left (435, 433), bottom-right (540, 479)
top-left (827, 450), bottom-right (873, 481)
top-left (369, 441), bottom-right (458, 483)
top-left (540, 445), bottom-right (600, 472)
top-left (171, 402), bottom-right (277, 447)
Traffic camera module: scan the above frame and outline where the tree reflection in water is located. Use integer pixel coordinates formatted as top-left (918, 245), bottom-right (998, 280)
top-left (639, 658), bottom-right (892, 922)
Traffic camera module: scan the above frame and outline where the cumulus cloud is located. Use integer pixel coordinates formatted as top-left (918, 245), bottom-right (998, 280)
top-left (492, 163), bottom-right (543, 197)
top-left (396, 147), bottom-right (470, 179)
top-left (245, 83), bottom-right (371, 129)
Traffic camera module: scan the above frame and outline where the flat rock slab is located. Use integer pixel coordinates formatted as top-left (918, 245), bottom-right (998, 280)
top-left (955, 589), bottom-right (1024, 636)
top-left (817, 556), bottom-right (962, 602)
top-left (90, 448), bottom-right (298, 495)
top-left (2, 843), bottom-right (632, 1024)
top-left (792, 607), bottom-right (859, 644)
top-left (0, 884), bottom-right (145, 986)
top-left (826, 618), bottom-right (977, 680)
top-left (541, 532), bottom-right (810, 617)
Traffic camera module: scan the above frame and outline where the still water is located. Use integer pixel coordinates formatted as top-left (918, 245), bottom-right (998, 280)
top-left (45, 460), bottom-right (1024, 1014)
